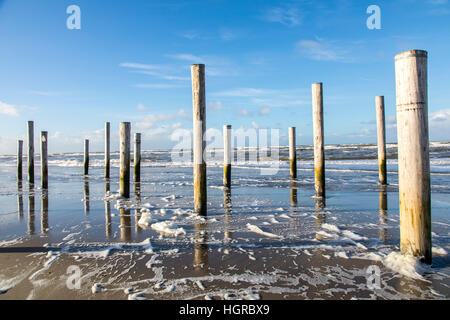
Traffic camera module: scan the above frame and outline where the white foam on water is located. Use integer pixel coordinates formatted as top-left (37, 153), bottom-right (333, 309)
top-left (246, 224), bottom-right (280, 239)
top-left (321, 223), bottom-right (340, 233)
top-left (432, 246), bottom-right (447, 256)
top-left (151, 221), bottom-right (186, 237)
top-left (383, 252), bottom-right (429, 280)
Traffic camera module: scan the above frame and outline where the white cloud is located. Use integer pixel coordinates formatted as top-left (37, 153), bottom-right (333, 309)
top-left (259, 106), bottom-right (271, 115)
top-left (208, 101), bottom-right (222, 110)
top-left (263, 7), bottom-right (302, 26)
top-left (120, 62), bottom-right (160, 70)
top-left (296, 39), bottom-right (349, 62)
top-left (238, 109), bottom-right (251, 116)
top-left (137, 103), bottom-right (146, 111)
top-left (0, 101), bottom-right (20, 116)
top-left (166, 54), bottom-right (204, 63)
top-left (134, 83), bottom-right (183, 89)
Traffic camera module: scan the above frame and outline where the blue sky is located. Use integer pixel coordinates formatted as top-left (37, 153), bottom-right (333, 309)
top-left (1, 0), bottom-right (450, 154)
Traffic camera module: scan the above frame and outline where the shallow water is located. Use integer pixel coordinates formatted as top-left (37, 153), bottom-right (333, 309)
top-left (0, 143), bottom-right (449, 300)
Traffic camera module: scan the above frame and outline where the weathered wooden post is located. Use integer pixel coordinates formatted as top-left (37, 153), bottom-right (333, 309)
top-left (83, 139), bottom-right (89, 176)
top-left (289, 127), bottom-right (297, 179)
top-left (105, 122), bottom-right (110, 179)
top-left (312, 83), bottom-right (325, 199)
top-left (376, 96), bottom-right (387, 185)
top-left (27, 121), bottom-right (34, 184)
top-left (395, 49), bottom-right (431, 264)
top-left (120, 122), bottom-right (131, 198)
top-left (17, 181), bottom-right (24, 220)
top-left (134, 133), bottom-right (141, 183)
top-left (17, 140), bottom-right (23, 181)
top-left (41, 190), bottom-right (49, 234)
top-left (84, 177), bottom-right (90, 214)
top-left (290, 180), bottom-right (298, 206)
top-left (223, 125), bottom-right (232, 188)
top-left (40, 132), bottom-right (48, 189)
top-left (191, 64), bottom-right (207, 215)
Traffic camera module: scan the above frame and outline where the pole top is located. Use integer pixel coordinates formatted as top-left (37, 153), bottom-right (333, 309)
top-left (224, 125), bottom-right (232, 129)
top-left (395, 50), bottom-right (427, 61)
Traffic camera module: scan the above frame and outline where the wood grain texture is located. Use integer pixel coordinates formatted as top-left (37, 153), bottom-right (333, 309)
top-left (289, 127), bottom-right (297, 179)
top-left (119, 122), bottom-right (131, 198)
top-left (27, 121), bottom-right (34, 184)
top-left (40, 132), bottom-right (48, 189)
top-left (395, 49), bottom-right (431, 264)
top-left (105, 122), bottom-right (110, 179)
top-left (312, 83), bottom-right (325, 198)
top-left (191, 64), bottom-right (207, 215)
top-left (376, 96), bottom-right (387, 185)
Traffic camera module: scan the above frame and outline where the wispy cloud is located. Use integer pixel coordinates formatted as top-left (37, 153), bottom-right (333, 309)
top-left (120, 62), bottom-right (189, 81)
top-left (296, 38), bottom-right (350, 62)
top-left (259, 106), bottom-right (271, 116)
top-left (119, 62), bottom-right (160, 70)
top-left (208, 101), bottom-right (222, 111)
top-left (263, 6), bottom-right (302, 26)
top-left (133, 83), bottom-right (184, 89)
top-left (0, 101), bottom-right (20, 116)
top-left (28, 90), bottom-right (69, 97)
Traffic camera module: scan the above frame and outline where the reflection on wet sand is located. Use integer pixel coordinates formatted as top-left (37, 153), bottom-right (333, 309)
top-left (134, 183), bottom-right (142, 234)
top-left (105, 200), bottom-right (112, 238)
top-left (193, 221), bottom-right (208, 273)
top-left (120, 209), bottom-right (132, 242)
top-left (315, 198), bottom-right (326, 241)
top-left (28, 184), bottom-right (35, 235)
top-left (223, 188), bottom-right (232, 241)
top-left (41, 189), bottom-right (49, 234)
top-left (17, 181), bottom-right (24, 220)
top-left (84, 177), bottom-right (90, 215)
top-left (379, 186), bottom-right (388, 244)
top-left (290, 179), bottom-right (298, 206)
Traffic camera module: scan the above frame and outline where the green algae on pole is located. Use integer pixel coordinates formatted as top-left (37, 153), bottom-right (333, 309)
top-left (289, 127), bottom-right (297, 179)
top-left (223, 125), bottom-right (232, 189)
top-left (312, 83), bottom-right (325, 199)
top-left (105, 122), bottom-right (111, 179)
top-left (83, 139), bottom-right (89, 176)
top-left (17, 140), bottom-right (23, 181)
top-left (395, 49), bottom-right (431, 264)
top-left (27, 121), bottom-right (34, 184)
top-left (40, 132), bottom-right (48, 189)
top-left (134, 133), bottom-right (141, 183)
top-left (191, 64), bottom-right (207, 215)
top-left (376, 96), bottom-right (387, 185)
top-left (120, 122), bottom-right (131, 198)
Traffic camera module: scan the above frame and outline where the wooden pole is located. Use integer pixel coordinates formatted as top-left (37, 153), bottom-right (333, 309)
top-left (395, 49), bottom-right (431, 264)
top-left (17, 140), bottom-right (23, 181)
top-left (290, 180), bottom-right (298, 206)
top-left (312, 83), bottom-right (325, 198)
top-left (120, 122), bottom-right (131, 198)
top-left (83, 139), bottom-right (89, 176)
top-left (27, 121), bottom-right (34, 184)
top-left (40, 131), bottom-right (48, 189)
top-left (105, 122), bottom-right (110, 179)
top-left (376, 96), bottom-right (387, 185)
top-left (191, 64), bottom-right (207, 215)
top-left (41, 190), bottom-right (49, 234)
top-left (84, 177), bottom-right (90, 214)
top-left (134, 133), bottom-right (141, 183)
top-left (289, 127), bottom-right (297, 179)
top-left (223, 125), bottom-right (231, 188)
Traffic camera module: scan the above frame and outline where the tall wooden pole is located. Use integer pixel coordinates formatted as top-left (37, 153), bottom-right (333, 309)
top-left (40, 131), bottom-right (48, 189)
top-left (120, 122), bottom-right (131, 198)
top-left (395, 49), bottom-right (431, 264)
top-left (289, 127), bottom-right (297, 179)
top-left (191, 64), bottom-right (207, 215)
top-left (376, 96), bottom-right (387, 185)
top-left (17, 140), bottom-right (23, 181)
top-left (223, 125), bottom-right (231, 188)
top-left (312, 83), bottom-right (325, 198)
top-left (105, 122), bottom-right (110, 179)
top-left (83, 139), bottom-right (89, 176)
top-left (134, 133), bottom-right (141, 183)
top-left (27, 121), bottom-right (34, 184)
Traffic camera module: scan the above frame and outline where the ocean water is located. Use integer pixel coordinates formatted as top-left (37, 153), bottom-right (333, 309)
top-left (0, 142), bottom-right (449, 300)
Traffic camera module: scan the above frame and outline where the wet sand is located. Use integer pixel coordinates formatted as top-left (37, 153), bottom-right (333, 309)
top-left (0, 164), bottom-right (449, 300)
